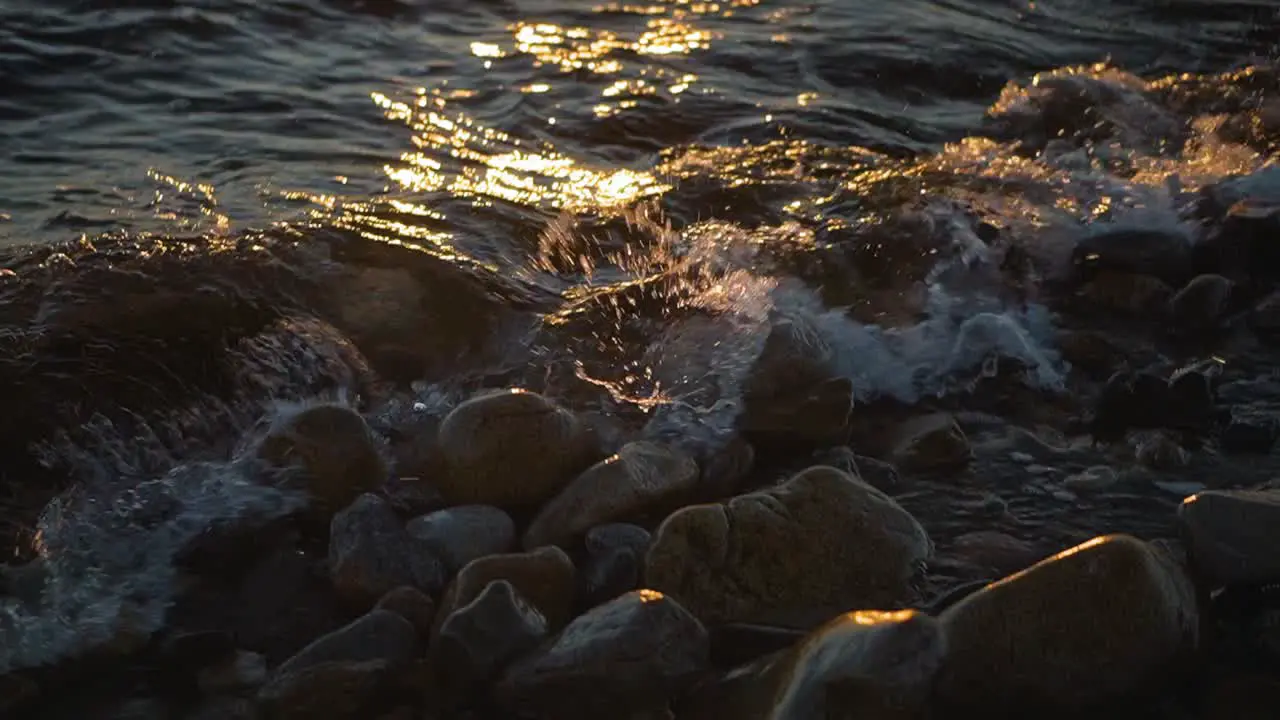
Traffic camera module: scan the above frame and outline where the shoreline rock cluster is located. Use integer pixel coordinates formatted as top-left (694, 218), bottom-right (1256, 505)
top-left (4, 386), bottom-right (1279, 720)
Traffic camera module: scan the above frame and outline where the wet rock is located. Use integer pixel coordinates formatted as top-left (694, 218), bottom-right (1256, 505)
top-left (1078, 271), bottom-right (1174, 315)
top-left (681, 609), bottom-right (945, 720)
top-left (887, 413), bottom-right (973, 474)
top-left (379, 474), bottom-right (445, 518)
top-left (524, 441), bottom-right (698, 550)
top-left (1056, 329), bottom-right (1126, 381)
top-left (580, 524), bottom-right (652, 608)
top-left (430, 579), bottom-right (548, 694)
top-left (1063, 465), bottom-right (1119, 493)
top-left (495, 590), bottom-right (709, 720)
top-left (275, 609), bottom-right (419, 678)
top-left (433, 546), bottom-right (576, 639)
top-left (156, 629), bottom-right (236, 675)
top-left (374, 586), bottom-right (437, 638)
top-left (255, 403), bottom-right (387, 519)
top-left (257, 659), bottom-right (393, 720)
top-left (741, 317), bottom-right (855, 446)
top-left (1090, 370), bottom-right (1169, 443)
top-left (1179, 488), bottom-right (1280, 586)
top-left (1166, 365), bottom-right (1218, 433)
top-left (1071, 228), bottom-right (1193, 288)
top-left (1250, 290), bottom-right (1280, 337)
top-left (1132, 429), bottom-right (1190, 470)
top-left (697, 435), bottom-right (756, 499)
top-left (1220, 415), bottom-right (1278, 455)
top-left (645, 465), bottom-right (932, 626)
top-left (1168, 273), bottom-right (1233, 334)
top-left (328, 493), bottom-right (446, 607)
top-left (934, 534), bottom-right (1198, 711)
top-left (198, 650), bottom-right (268, 694)
top-left (950, 531), bottom-right (1040, 575)
top-left (435, 389), bottom-right (596, 508)
top-left (405, 505), bottom-right (515, 573)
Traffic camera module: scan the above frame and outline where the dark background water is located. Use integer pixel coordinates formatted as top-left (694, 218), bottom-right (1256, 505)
top-left (2, 0), bottom-right (1277, 247)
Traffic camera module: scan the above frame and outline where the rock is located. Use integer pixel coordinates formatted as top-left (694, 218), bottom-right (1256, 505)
top-left (524, 441), bottom-right (698, 550)
top-left (435, 389), bottom-right (595, 508)
top-left (950, 531), bottom-right (1040, 575)
top-left (1168, 274), bottom-right (1233, 333)
top-left (697, 435), bottom-right (756, 499)
top-left (1220, 415), bottom-right (1278, 455)
top-left (1090, 370), bottom-right (1172, 443)
top-left (406, 505), bottom-right (515, 573)
top-left (275, 609), bottom-right (420, 678)
top-left (1055, 329), bottom-right (1126, 381)
top-left (1078, 271), bottom-right (1174, 315)
top-left (433, 546), bottom-right (576, 639)
top-left (681, 609), bottom-right (945, 720)
top-left (1071, 228), bottom-right (1192, 288)
top-left (379, 475), bottom-right (445, 518)
top-left (328, 493), bottom-right (445, 607)
top-left (198, 650), bottom-right (268, 694)
top-left (1179, 488), bottom-right (1280, 586)
top-left (934, 534), bottom-right (1198, 711)
top-left (645, 465), bottom-right (932, 626)
top-left (375, 586), bottom-right (437, 638)
top-left (156, 629), bottom-right (236, 675)
top-left (887, 413), bottom-right (973, 475)
top-left (1063, 465), bottom-right (1119, 493)
top-left (740, 318), bottom-right (856, 446)
top-left (1250, 290), bottom-right (1280, 337)
top-left (496, 590), bottom-right (709, 720)
top-left (255, 403), bottom-right (387, 519)
top-left (580, 524), bottom-right (652, 608)
top-left (430, 579), bottom-right (548, 694)
top-left (1166, 364), bottom-right (1218, 433)
top-left (257, 660), bottom-right (393, 720)
top-left (1131, 430), bottom-right (1190, 470)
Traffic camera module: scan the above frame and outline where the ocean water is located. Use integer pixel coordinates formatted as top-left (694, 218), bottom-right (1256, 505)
top-left (1, 0), bottom-right (1278, 674)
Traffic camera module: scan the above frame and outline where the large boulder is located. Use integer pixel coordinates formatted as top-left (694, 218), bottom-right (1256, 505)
top-left (435, 389), bottom-right (596, 508)
top-left (405, 505), bottom-right (516, 574)
top-left (328, 494), bottom-right (445, 607)
top-left (255, 403), bottom-right (387, 519)
top-left (934, 534), bottom-right (1199, 711)
top-left (495, 590), bottom-right (710, 719)
top-left (1179, 488), bottom-right (1280, 586)
top-left (523, 441), bottom-right (698, 550)
top-left (681, 609), bottom-right (946, 720)
top-left (645, 465), bottom-right (932, 626)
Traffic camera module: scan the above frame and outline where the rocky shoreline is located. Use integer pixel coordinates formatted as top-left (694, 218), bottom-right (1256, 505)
top-left (0, 95), bottom-right (1279, 717)
top-left (3, 376), bottom-right (1280, 719)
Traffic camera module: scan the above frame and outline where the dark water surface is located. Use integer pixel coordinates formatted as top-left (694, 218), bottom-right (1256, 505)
top-left (2, 0), bottom-right (1276, 244)
top-left (1, 0), bottom-right (1280, 681)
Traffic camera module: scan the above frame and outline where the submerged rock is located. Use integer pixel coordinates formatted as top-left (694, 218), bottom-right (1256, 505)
top-left (934, 534), bottom-right (1198, 711)
top-left (886, 413), bottom-right (973, 475)
top-left (255, 403), bottom-right (387, 519)
top-left (645, 465), bottom-right (932, 626)
top-left (328, 494), bottom-right (445, 608)
top-left (1179, 488), bottom-right (1280, 586)
top-left (405, 504), bottom-right (516, 573)
top-left (495, 590), bottom-right (709, 720)
top-left (274, 609), bottom-right (419, 678)
top-left (431, 579), bottom-right (548, 694)
top-left (435, 389), bottom-right (596, 509)
top-left (682, 609), bottom-right (945, 720)
top-left (1167, 273), bottom-right (1233, 334)
top-left (524, 441), bottom-right (698, 550)
top-left (433, 546), bottom-right (577, 639)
